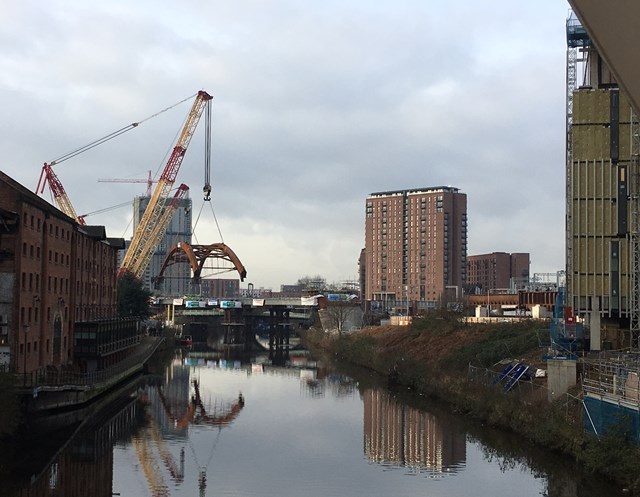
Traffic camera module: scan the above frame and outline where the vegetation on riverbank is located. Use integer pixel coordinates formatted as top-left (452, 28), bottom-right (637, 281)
top-left (303, 311), bottom-right (640, 493)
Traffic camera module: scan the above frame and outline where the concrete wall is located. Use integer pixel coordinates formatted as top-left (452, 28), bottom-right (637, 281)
top-left (547, 358), bottom-right (577, 402)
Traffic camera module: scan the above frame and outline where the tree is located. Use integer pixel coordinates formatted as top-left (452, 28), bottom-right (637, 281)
top-left (322, 303), bottom-right (363, 334)
top-left (117, 271), bottom-right (152, 318)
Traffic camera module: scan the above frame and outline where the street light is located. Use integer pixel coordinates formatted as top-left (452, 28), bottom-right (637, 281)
top-left (22, 323), bottom-right (29, 387)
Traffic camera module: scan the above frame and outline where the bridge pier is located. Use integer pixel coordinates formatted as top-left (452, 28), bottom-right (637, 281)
top-left (269, 308), bottom-right (291, 365)
top-left (222, 307), bottom-right (247, 356)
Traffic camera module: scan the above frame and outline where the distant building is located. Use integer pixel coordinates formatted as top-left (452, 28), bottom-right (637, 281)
top-left (239, 286), bottom-right (273, 298)
top-left (358, 249), bottom-right (366, 303)
top-left (0, 170), bottom-right (123, 373)
top-left (132, 195), bottom-right (192, 297)
top-left (363, 187), bottom-right (467, 311)
top-left (466, 252), bottom-right (530, 291)
top-left (279, 284), bottom-right (304, 295)
top-left (199, 278), bottom-right (240, 298)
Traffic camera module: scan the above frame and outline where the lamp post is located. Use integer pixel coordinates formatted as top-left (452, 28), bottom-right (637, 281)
top-left (22, 323), bottom-right (29, 387)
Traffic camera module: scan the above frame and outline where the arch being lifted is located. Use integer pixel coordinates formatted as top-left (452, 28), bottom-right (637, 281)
top-left (157, 241), bottom-right (247, 283)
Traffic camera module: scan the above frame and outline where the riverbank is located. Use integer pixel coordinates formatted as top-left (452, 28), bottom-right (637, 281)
top-left (302, 311), bottom-right (640, 493)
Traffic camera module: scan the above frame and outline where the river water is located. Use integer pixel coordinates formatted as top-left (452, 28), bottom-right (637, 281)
top-left (3, 350), bottom-right (626, 497)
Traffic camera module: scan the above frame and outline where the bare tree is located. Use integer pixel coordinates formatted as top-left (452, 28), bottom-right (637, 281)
top-left (322, 303), bottom-right (363, 334)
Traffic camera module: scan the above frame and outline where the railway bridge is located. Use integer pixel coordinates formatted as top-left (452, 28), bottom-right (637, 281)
top-left (151, 296), bottom-right (320, 363)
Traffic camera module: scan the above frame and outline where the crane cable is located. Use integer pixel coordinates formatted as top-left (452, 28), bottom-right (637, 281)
top-left (47, 93), bottom-right (198, 166)
top-left (192, 199), bottom-right (225, 246)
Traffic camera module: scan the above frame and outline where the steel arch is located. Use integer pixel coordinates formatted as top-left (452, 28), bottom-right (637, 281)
top-left (157, 241), bottom-right (247, 282)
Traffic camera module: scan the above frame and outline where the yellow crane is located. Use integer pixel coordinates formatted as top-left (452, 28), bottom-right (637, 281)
top-left (119, 90), bottom-right (213, 279)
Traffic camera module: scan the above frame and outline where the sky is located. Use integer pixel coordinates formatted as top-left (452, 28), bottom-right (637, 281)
top-left (1, 1), bottom-right (572, 290)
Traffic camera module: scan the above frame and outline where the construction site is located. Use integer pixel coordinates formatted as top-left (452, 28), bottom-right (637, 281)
top-left (0, 90), bottom-right (247, 377)
top-left (560, 1), bottom-right (640, 439)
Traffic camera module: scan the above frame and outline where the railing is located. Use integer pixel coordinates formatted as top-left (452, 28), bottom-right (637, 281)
top-left (19, 336), bottom-right (164, 389)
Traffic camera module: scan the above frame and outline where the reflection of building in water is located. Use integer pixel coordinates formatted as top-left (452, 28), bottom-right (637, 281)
top-left (17, 398), bottom-right (138, 497)
top-left (363, 389), bottom-right (465, 474)
top-left (148, 360), bottom-right (192, 437)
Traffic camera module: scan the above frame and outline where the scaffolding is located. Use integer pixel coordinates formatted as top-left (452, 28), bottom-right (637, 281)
top-left (565, 12), bottom-right (591, 312)
top-left (630, 108), bottom-right (640, 347)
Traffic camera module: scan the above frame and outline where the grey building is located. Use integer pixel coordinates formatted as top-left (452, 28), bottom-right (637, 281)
top-left (132, 195), bottom-right (193, 296)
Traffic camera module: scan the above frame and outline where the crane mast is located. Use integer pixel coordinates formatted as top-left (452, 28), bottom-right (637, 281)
top-left (120, 90), bottom-right (212, 279)
top-left (127, 184), bottom-right (190, 278)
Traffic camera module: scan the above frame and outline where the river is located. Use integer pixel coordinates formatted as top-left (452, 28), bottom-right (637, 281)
top-left (2, 349), bottom-right (626, 497)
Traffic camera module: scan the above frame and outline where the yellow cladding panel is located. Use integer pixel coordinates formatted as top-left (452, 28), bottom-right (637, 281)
top-left (573, 89), bottom-right (610, 124)
top-left (573, 127), bottom-right (610, 160)
top-left (571, 201), bottom-right (616, 237)
top-left (573, 89), bottom-right (632, 160)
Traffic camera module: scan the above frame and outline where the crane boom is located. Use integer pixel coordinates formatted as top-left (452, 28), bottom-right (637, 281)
top-left (37, 163), bottom-right (86, 225)
top-left (120, 90), bottom-right (212, 278)
top-left (127, 184), bottom-right (190, 278)
top-left (35, 93), bottom-right (198, 228)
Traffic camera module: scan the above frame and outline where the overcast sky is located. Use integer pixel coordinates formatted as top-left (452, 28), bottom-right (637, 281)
top-left (1, 1), bottom-right (571, 290)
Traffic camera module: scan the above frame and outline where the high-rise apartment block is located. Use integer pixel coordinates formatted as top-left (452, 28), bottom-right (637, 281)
top-left (132, 195), bottom-right (193, 296)
top-left (466, 252), bottom-right (530, 291)
top-left (363, 187), bottom-right (467, 309)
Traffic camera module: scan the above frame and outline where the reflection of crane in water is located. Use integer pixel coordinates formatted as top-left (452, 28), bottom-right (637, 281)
top-left (137, 378), bottom-right (244, 497)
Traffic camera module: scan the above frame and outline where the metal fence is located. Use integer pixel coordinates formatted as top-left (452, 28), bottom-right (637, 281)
top-left (467, 363), bottom-right (549, 405)
top-left (17, 336), bottom-right (164, 389)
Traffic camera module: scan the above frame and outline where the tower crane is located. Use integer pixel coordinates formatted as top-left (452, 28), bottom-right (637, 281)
top-left (98, 170), bottom-right (158, 197)
top-left (119, 90), bottom-right (213, 279)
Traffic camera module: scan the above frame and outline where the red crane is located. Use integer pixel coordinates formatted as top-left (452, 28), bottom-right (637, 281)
top-left (35, 93), bottom-right (197, 225)
top-left (37, 163), bottom-right (86, 224)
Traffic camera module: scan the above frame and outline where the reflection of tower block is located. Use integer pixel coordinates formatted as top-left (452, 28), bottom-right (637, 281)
top-left (222, 307), bottom-right (246, 353)
top-left (269, 308), bottom-right (291, 365)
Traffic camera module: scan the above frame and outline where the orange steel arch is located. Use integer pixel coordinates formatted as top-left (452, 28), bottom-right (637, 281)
top-left (157, 380), bottom-right (244, 430)
top-left (158, 241), bottom-right (247, 282)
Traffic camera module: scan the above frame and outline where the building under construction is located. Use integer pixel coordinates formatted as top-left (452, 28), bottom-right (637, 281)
top-left (132, 195), bottom-right (192, 297)
top-left (565, 13), bottom-right (640, 350)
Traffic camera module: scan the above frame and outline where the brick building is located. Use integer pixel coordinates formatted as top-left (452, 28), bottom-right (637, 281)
top-left (363, 187), bottom-right (467, 310)
top-left (199, 278), bottom-right (240, 298)
top-left (0, 171), bottom-right (123, 374)
top-left (466, 252), bottom-right (530, 291)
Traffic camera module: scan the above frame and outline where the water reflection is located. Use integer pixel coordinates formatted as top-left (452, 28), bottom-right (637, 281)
top-left (7, 384), bottom-right (139, 497)
top-left (363, 389), bottom-right (465, 478)
top-left (2, 351), bottom-right (629, 497)
top-left (134, 357), bottom-right (245, 497)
